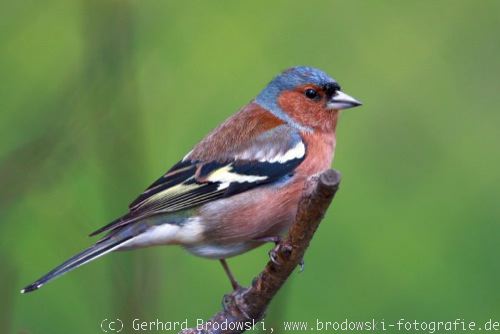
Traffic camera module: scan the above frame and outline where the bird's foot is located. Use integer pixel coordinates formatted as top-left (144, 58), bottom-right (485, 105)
top-left (254, 236), bottom-right (292, 265)
top-left (222, 288), bottom-right (252, 319)
top-left (268, 243), bottom-right (293, 265)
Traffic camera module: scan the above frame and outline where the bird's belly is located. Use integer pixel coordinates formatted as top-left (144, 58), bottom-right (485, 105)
top-left (198, 177), bottom-right (305, 244)
top-left (184, 241), bottom-right (263, 259)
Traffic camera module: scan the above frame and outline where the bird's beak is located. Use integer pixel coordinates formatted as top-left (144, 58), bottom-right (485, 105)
top-left (327, 91), bottom-right (362, 110)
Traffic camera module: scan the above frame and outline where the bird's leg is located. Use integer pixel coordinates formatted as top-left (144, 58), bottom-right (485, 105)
top-left (219, 259), bottom-right (253, 318)
top-left (219, 258), bottom-right (241, 290)
top-left (254, 236), bottom-right (281, 244)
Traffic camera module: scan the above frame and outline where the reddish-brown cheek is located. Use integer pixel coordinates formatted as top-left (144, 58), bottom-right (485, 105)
top-left (278, 91), bottom-right (338, 132)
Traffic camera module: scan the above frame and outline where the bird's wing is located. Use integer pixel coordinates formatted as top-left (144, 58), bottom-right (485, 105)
top-left (90, 106), bottom-right (305, 237)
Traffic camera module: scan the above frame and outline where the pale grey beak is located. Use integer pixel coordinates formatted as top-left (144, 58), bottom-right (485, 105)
top-left (327, 91), bottom-right (362, 110)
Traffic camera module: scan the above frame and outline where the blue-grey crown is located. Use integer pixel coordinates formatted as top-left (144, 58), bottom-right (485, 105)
top-left (255, 66), bottom-right (337, 130)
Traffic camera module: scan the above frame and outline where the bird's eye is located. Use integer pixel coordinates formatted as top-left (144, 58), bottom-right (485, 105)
top-left (305, 89), bottom-right (318, 99)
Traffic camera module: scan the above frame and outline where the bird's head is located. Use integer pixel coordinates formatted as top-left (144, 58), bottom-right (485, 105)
top-left (255, 66), bottom-right (361, 132)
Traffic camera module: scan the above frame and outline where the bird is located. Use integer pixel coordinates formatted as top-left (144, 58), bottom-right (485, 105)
top-left (21, 66), bottom-right (361, 293)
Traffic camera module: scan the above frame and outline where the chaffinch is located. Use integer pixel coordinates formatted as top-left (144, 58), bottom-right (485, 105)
top-left (22, 66), bottom-right (361, 293)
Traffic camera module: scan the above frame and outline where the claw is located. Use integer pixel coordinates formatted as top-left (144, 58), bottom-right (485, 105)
top-left (221, 293), bottom-right (232, 312)
top-left (298, 258), bottom-right (305, 272)
top-left (268, 245), bottom-right (281, 265)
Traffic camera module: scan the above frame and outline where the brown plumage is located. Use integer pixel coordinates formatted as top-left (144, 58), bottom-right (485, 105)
top-left (190, 103), bottom-right (285, 162)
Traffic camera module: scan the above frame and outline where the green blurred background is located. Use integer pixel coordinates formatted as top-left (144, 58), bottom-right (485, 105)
top-left (1, 0), bottom-right (499, 333)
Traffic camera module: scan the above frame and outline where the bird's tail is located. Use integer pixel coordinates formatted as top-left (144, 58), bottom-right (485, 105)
top-left (21, 234), bottom-right (134, 293)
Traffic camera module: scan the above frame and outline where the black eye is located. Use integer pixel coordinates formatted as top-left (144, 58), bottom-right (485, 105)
top-left (305, 89), bottom-right (318, 99)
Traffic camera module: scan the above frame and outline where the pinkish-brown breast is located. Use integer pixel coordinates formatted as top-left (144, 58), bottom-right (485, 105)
top-left (297, 127), bottom-right (337, 177)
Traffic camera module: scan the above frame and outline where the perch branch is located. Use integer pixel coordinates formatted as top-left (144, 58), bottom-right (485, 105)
top-left (180, 169), bottom-right (341, 334)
